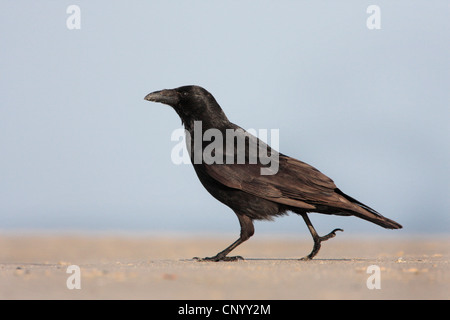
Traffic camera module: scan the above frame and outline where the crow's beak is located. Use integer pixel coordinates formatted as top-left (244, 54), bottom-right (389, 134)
top-left (144, 89), bottom-right (179, 106)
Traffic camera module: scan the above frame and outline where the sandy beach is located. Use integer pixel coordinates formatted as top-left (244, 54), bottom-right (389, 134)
top-left (0, 233), bottom-right (448, 300)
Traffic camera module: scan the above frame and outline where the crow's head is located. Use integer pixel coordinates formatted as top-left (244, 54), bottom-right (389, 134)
top-left (144, 85), bottom-right (228, 127)
top-left (144, 85), bottom-right (210, 108)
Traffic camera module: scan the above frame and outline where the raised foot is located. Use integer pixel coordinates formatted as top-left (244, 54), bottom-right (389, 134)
top-left (300, 228), bottom-right (344, 261)
top-left (320, 228), bottom-right (344, 241)
top-left (193, 255), bottom-right (244, 262)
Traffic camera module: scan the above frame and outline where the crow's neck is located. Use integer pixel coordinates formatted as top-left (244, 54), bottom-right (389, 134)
top-left (182, 114), bottom-right (231, 134)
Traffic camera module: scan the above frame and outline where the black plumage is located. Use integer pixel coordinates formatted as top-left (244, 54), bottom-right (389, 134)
top-left (144, 85), bottom-right (402, 261)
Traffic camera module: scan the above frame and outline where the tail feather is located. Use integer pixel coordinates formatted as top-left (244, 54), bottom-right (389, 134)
top-left (335, 188), bottom-right (402, 229)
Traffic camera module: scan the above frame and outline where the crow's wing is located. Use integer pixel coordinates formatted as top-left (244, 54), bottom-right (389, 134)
top-left (199, 127), bottom-right (352, 211)
top-left (203, 153), bottom-right (353, 210)
top-left (201, 129), bottom-right (403, 229)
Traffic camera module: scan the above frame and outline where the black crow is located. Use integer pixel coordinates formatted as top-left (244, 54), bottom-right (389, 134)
top-left (144, 85), bottom-right (402, 261)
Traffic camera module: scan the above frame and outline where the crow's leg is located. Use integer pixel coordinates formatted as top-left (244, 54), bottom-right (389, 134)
top-left (194, 214), bottom-right (254, 262)
top-left (300, 214), bottom-right (343, 260)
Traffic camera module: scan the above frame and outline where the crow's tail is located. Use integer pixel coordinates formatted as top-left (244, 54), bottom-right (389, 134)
top-left (335, 188), bottom-right (402, 229)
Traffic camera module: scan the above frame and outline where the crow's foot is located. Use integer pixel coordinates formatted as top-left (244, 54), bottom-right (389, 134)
top-left (300, 228), bottom-right (344, 260)
top-left (193, 255), bottom-right (244, 262)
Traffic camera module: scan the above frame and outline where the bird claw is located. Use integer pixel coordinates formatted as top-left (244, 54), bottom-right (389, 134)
top-left (300, 255), bottom-right (312, 261)
top-left (300, 228), bottom-right (344, 260)
top-left (193, 255), bottom-right (244, 262)
top-left (319, 228), bottom-right (344, 241)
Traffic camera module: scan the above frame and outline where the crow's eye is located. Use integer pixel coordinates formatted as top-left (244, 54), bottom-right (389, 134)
top-left (182, 92), bottom-right (188, 97)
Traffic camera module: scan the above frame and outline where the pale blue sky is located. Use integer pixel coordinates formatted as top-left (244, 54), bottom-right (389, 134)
top-left (0, 1), bottom-right (449, 235)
